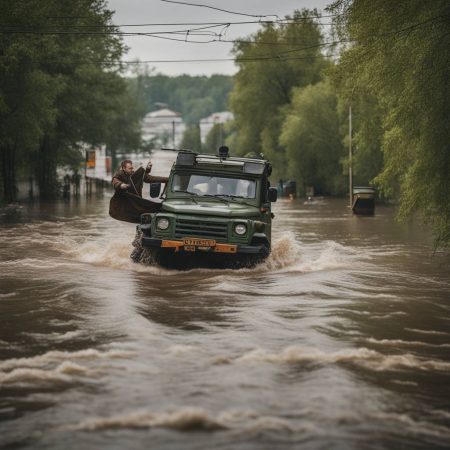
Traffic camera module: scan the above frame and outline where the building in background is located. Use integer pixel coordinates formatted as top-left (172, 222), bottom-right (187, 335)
top-left (83, 145), bottom-right (111, 180)
top-left (199, 111), bottom-right (234, 144)
top-left (141, 108), bottom-right (185, 148)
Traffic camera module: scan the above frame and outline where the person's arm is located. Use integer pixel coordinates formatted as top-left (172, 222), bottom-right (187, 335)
top-left (143, 162), bottom-right (168, 183)
top-left (112, 173), bottom-right (129, 191)
top-left (144, 174), bottom-right (169, 183)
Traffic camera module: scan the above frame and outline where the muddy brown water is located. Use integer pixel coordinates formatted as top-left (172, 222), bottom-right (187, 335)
top-left (1, 176), bottom-right (449, 449)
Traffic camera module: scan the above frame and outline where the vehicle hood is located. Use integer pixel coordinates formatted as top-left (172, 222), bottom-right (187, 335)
top-left (161, 199), bottom-right (260, 217)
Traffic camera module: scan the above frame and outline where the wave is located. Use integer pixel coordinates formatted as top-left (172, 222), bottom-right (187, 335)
top-left (0, 361), bottom-right (100, 385)
top-left (74, 407), bottom-right (226, 431)
top-left (405, 328), bottom-right (450, 337)
top-left (72, 406), bottom-right (450, 440)
top-left (0, 348), bottom-right (135, 372)
top-left (366, 338), bottom-right (450, 349)
top-left (168, 345), bottom-right (199, 356)
top-left (73, 407), bottom-right (296, 433)
top-left (0, 258), bottom-right (75, 270)
top-left (21, 330), bottom-right (85, 342)
top-left (370, 412), bottom-right (450, 440)
top-left (213, 345), bottom-right (450, 372)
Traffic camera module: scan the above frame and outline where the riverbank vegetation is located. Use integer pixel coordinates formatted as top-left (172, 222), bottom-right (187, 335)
top-left (128, 72), bottom-right (233, 125)
top-left (0, 0), bottom-right (142, 203)
top-left (226, 1), bottom-right (449, 248)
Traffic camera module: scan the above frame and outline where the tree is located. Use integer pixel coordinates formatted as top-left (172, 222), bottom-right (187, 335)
top-left (180, 124), bottom-right (202, 152)
top-left (229, 10), bottom-right (329, 176)
top-left (0, 0), bottom-right (59, 202)
top-left (280, 80), bottom-right (346, 195)
top-left (329, 0), bottom-right (450, 247)
top-left (0, 0), bottom-right (140, 202)
top-left (331, 72), bottom-right (385, 187)
top-left (128, 71), bottom-right (233, 124)
top-left (34, 0), bottom-right (126, 199)
top-left (105, 78), bottom-right (143, 170)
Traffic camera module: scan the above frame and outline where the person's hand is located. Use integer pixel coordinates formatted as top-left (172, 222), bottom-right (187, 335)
top-left (146, 161), bottom-right (153, 172)
top-left (120, 183), bottom-right (130, 190)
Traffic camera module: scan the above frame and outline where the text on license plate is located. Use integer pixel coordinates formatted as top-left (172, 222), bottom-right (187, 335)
top-left (183, 238), bottom-right (216, 246)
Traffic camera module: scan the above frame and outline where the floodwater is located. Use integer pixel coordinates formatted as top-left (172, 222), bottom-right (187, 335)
top-left (1, 178), bottom-right (450, 449)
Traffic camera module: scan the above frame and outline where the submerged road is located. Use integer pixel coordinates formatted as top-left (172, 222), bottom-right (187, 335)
top-left (0, 183), bottom-right (449, 448)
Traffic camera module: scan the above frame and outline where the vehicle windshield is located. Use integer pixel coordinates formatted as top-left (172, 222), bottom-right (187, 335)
top-left (172, 174), bottom-right (257, 199)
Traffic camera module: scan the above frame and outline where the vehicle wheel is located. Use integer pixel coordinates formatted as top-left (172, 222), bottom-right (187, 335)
top-left (130, 228), bottom-right (144, 263)
top-left (140, 248), bottom-right (158, 265)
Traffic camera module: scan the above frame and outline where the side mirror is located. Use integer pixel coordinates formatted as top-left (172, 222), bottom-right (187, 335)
top-left (149, 183), bottom-right (162, 198)
top-left (268, 187), bottom-right (277, 202)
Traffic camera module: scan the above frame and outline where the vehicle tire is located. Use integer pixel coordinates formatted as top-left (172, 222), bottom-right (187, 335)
top-left (130, 228), bottom-right (144, 263)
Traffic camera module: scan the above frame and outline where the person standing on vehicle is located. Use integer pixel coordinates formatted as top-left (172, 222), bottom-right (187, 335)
top-left (111, 160), bottom-right (168, 196)
top-left (109, 160), bottom-right (169, 223)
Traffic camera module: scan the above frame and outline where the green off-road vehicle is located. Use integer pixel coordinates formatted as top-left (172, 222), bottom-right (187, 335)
top-left (133, 147), bottom-right (277, 269)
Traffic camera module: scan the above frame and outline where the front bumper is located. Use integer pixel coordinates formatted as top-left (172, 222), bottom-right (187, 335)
top-left (142, 237), bottom-right (266, 254)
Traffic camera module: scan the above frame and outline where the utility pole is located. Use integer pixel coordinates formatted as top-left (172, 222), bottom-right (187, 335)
top-left (218, 121), bottom-right (223, 148)
top-left (349, 104), bottom-right (353, 208)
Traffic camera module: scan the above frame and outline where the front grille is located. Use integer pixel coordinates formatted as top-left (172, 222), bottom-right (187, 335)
top-left (175, 218), bottom-right (228, 240)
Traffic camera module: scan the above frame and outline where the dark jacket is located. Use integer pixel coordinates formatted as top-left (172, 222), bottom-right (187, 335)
top-left (109, 167), bottom-right (169, 223)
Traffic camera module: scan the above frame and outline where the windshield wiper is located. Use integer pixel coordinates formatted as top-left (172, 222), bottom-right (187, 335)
top-left (217, 194), bottom-right (244, 200)
top-left (213, 194), bottom-right (256, 208)
top-left (173, 190), bottom-right (198, 203)
top-left (199, 194), bottom-right (229, 204)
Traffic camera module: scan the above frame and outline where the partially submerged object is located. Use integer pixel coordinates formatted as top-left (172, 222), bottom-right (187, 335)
top-left (352, 186), bottom-right (376, 215)
top-left (132, 147), bottom-right (277, 269)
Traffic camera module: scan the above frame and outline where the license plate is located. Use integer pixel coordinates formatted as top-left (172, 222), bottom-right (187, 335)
top-left (183, 238), bottom-right (216, 247)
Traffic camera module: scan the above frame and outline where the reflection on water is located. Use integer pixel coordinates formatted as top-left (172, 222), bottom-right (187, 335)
top-left (0, 191), bottom-right (449, 449)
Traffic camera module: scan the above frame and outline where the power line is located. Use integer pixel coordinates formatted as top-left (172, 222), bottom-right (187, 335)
top-left (33, 53), bottom-right (338, 66)
top-left (0, 16), bottom-right (340, 28)
top-left (0, 20), bottom-right (334, 34)
top-left (160, 0), bottom-right (280, 19)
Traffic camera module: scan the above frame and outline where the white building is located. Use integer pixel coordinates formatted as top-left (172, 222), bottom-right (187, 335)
top-left (199, 111), bottom-right (234, 143)
top-left (141, 108), bottom-right (185, 148)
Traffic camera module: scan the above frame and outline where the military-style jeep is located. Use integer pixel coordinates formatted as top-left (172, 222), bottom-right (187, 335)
top-left (134, 147), bottom-right (277, 269)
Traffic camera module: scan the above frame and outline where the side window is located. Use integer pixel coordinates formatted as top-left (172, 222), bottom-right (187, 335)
top-left (172, 174), bottom-right (190, 191)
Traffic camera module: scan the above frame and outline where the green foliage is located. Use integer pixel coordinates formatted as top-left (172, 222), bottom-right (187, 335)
top-left (203, 123), bottom-right (233, 155)
top-left (0, 0), bottom-right (60, 201)
top-left (280, 81), bottom-right (346, 195)
top-left (0, 0), bottom-right (141, 201)
top-left (129, 72), bottom-right (233, 124)
top-left (229, 9), bottom-right (329, 167)
top-left (329, 0), bottom-right (450, 247)
top-left (180, 124), bottom-right (202, 152)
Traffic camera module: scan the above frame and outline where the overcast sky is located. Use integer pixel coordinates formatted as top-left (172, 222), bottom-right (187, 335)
top-left (106, 0), bottom-right (331, 76)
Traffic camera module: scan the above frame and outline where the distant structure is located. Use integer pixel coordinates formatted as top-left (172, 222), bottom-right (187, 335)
top-left (83, 145), bottom-right (111, 180)
top-left (141, 108), bottom-right (186, 147)
top-left (199, 111), bottom-right (234, 143)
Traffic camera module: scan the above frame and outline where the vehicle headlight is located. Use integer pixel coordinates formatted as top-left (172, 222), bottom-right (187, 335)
top-left (234, 223), bottom-right (247, 235)
top-left (156, 217), bottom-right (170, 230)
